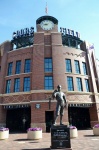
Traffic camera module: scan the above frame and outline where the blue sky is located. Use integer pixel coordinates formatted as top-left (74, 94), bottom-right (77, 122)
top-left (0, 0), bottom-right (99, 57)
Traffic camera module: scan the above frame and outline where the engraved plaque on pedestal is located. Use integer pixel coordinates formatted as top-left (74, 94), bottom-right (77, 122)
top-left (50, 125), bottom-right (71, 149)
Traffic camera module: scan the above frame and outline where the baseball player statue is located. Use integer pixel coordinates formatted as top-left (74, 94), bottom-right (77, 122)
top-left (52, 85), bottom-right (68, 125)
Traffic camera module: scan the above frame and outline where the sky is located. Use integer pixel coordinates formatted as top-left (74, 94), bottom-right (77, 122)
top-left (0, 0), bottom-right (99, 57)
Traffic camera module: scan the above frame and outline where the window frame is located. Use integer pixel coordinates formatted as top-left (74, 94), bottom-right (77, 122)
top-left (14, 78), bottom-right (20, 92)
top-left (44, 58), bottom-right (52, 72)
top-left (24, 59), bottom-right (31, 73)
top-left (82, 62), bottom-right (87, 75)
top-left (76, 77), bottom-right (83, 91)
top-left (7, 62), bottom-right (13, 76)
top-left (15, 60), bottom-right (21, 74)
top-left (74, 60), bottom-right (80, 74)
top-left (85, 79), bottom-right (90, 92)
top-left (67, 76), bottom-right (74, 91)
top-left (44, 76), bottom-right (53, 90)
top-left (23, 77), bottom-right (30, 91)
top-left (6, 79), bottom-right (11, 93)
top-left (65, 59), bottom-right (72, 73)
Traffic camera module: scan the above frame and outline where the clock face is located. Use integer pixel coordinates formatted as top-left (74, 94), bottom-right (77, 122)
top-left (40, 20), bottom-right (54, 30)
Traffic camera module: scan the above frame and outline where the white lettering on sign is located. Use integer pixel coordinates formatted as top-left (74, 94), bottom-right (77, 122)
top-left (60, 27), bottom-right (80, 38)
top-left (12, 27), bottom-right (34, 39)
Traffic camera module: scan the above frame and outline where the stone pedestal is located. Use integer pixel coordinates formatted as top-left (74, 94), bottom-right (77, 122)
top-left (50, 125), bottom-right (72, 150)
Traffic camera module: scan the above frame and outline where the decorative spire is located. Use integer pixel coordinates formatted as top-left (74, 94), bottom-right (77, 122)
top-left (45, 2), bottom-right (48, 15)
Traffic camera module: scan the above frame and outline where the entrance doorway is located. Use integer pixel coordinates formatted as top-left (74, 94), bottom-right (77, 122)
top-left (6, 107), bottom-right (31, 132)
top-left (68, 107), bottom-right (91, 129)
top-left (45, 111), bottom-right (54, 132)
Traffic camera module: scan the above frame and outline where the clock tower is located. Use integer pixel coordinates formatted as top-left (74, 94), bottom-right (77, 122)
top-left (36, 15), bottom-right (58, 32)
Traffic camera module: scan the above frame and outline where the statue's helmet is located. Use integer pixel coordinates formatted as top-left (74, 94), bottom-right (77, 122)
top-left (57, 85), bottom-right (61, 88)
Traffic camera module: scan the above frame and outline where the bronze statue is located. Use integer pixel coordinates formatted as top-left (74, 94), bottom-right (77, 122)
top-left (52, 85), bottom-right (68, 125)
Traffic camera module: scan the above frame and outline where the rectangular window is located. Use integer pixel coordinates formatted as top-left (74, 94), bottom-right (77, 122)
top-left (6, 80), bottom-right (11, 93)
top-left (75, 60), bottom-right (80, 74)
top-left (44, 58), bottom-right (52, 72)
top-left (14, 78), bottom-right (20, 92)
top-left (85, 79), bottom-right (90, 92)
top-left (24, 59), bottom-right (31, 73)
top-left (7, 62), bottom-right (13, 76)
top-left (76, 77), bottom-right (83, 91)
top-left (15, 60), bottom-right (21, 74)
top-left (45, 76), bottom-right (53, 89)
top-left (23, 77), bottom-right (30, 91)
top-left (82, 62), bottom-right (87, 75)
top-left (67, 77), bottom-right (74, 91)
top-left (66, 59), bottom-right (72, 72)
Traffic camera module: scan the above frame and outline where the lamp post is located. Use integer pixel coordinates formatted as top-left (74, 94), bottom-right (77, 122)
top-left (49, 96), bottom-right (51, 110)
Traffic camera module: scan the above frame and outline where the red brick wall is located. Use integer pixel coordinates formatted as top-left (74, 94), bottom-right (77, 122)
top-left (52, 45), bottom-right (66, 89)
top-left (2, 94), bottom-right (32, 104)
top-left (32, 33), bottom-right (45, 90)
top-left (44, 35), bottom-right (51, 45)
top-left (89, 103), bottom-right (99, 127)
top-left (0, 106), bottom-right (6, 125)
top-left (31, 101), bottom-right (68, 132)
top-left (44, 46), bottom-right (52, 57)
top-left (51, 33), bottom-right (62, 45)
top-left (0, 53), bottom-right (8, 93)
top-left (2, 47), bottom-right (33, 93)
top-left (0, 25), bottom-right (99, 131)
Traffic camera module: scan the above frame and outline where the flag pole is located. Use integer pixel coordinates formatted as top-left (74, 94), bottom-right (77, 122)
top-left (45, 1), bottom-right (48, 15)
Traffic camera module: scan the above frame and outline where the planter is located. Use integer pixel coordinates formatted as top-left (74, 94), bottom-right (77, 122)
top-left (93, 127), bottom-right (99, 136)
top-left (27, 130), bottom-right (42, 140)
top-left (0, 130), bottom-right (9, 140)
top-left (70, 128), bottom-right (78, 138)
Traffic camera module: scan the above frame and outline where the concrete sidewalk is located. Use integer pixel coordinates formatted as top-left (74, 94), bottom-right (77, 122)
top-left (0, 130), bottom-right (99, 150)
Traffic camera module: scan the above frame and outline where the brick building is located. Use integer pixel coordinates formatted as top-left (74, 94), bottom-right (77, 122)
top-left (0, 15), bottom-right (99, 132)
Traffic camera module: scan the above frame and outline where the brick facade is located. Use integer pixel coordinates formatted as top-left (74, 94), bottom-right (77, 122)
top-left (0, 15), bottom-right (99, 131)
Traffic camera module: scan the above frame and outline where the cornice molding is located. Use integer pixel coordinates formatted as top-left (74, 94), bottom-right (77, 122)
top-left (0, 90), bottom-right (98, 97)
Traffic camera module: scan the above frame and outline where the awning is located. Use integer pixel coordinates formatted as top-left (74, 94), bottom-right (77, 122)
top-left (3, 104), bottom-right (30, 109)
top-left (68, 103), bottom-right (93, 107)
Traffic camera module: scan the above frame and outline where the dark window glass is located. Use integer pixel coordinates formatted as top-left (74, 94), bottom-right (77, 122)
top-left (75, 60), bottom-right (80, 74)
top-left (67, 77), bottom-right (74, 91)
top-left (14, 78), bottom-right (20, 92)
top-left (7, 62), bottom-right (13, 76)
top-left (15, 60), bottom-right (21, 74)
top-left (66, 59), bottom-right (72, 72)
top-left (44, 58), bottom-right (52, 72)
top-left (82, 62), bottom-right (87, 75)
top-left (6, 80), bottom-right (11, 93)
top-left (45, 76), bottom-right (53, 89)
top-left (85, 79), bottom-right (90, 92)
top-left (76, 77), bottom-right (83, 91)
top-left (24, 59), bottom-right (31, 73)
top-left (24, 77), bottom-right (30, 91)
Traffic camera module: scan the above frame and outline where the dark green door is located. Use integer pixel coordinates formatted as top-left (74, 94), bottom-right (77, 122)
top-left (68, 107), bottom-right (91, 129)
top-left (45, 111), bottom-right (54, 132)
top-left (6, 107), bottom-right (31, 132)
